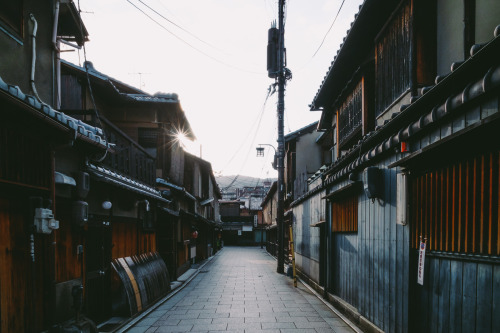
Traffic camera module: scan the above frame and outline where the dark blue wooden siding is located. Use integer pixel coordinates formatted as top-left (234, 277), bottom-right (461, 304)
top-left (412, 255), bottom-right (500, 333)
top-left (331, 155), bottom-right (410, 332)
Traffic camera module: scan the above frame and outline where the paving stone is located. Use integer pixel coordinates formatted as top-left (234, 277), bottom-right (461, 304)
top-left (152, 319), bottom-right (179, 326)
top-left (244, 316), bottom-right (277, 323)
top-left (261, 321), bottom-right (297, 329)
top-left (191, 323), bottom-right (228, 331)
top-left (124, 247), bottom-right (356, 333)
top-left (211, 317), bottom-right (245, 324)
top-left (178, 319), bottom-right (212, 326)
top-left (227, 322), bottom-right (262, 330)
top-left (125, 327), bottom-right (155, 333)
top-left (294, 320), bottom-right (332, 329)
top-left (325, 317), bottom-right (351, 327)
top-left (154, 325), bottom-right (194, 333)
top-left (135, 317), bottom-right (161, 326)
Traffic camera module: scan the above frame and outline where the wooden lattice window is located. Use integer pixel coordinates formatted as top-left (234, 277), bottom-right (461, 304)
top-left (331, 195), bottom-right (358, 233)
top-left (375, 0), bottom-right (411, 116)
top-left (411, 150), bottom-right (500, 255)
top-left (338, 81), bottom-right (362, 146)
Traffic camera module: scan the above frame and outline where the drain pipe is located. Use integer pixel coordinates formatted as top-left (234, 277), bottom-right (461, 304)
top-left (29, 14), bottom-right (42, 103)
top-left (52, 0), bottom-right (61, 109)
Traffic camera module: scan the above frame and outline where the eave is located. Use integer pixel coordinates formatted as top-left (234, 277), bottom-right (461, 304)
top-left (310, 0), bottom-right (400, 112)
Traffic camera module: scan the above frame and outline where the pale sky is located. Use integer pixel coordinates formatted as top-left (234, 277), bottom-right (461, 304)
top-left (63, 0), bottom-right (364, 179)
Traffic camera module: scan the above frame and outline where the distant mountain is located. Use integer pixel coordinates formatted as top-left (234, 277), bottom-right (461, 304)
top-left (216, 175), bottom-right (276, 190)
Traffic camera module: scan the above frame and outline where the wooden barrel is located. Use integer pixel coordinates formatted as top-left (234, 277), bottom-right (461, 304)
top-left (111, 252), bottom-right (171, 317)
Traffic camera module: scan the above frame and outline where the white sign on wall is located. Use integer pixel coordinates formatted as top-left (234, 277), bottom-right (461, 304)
top-left (417, 240), bottom-right (426, 285)
top-left (238, 230), bottom-right (242, 236)
top-left (254, 215), bottom-right (258, 227)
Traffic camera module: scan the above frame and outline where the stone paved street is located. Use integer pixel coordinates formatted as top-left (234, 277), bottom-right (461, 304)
top-left (121, 247), bottom-right (357, 333)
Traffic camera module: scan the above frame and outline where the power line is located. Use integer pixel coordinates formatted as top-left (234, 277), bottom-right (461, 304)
top-left (125, 0), bottom-right (263, 75)
top-left (138, 0), bottom-right (225, 54)
top-left (222, 86), bottom-right (275, 189)
top-left (220, 84), bottom-right (275, 173)
top-left (312, 0), bottom-right (346, 58)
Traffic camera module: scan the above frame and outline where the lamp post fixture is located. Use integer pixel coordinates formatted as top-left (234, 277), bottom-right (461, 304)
top-left (256, 144), bottom-right (277, 170)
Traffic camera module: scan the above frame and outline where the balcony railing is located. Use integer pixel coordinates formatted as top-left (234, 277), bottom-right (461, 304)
top-left (101, 118), bottom-right (156, 186)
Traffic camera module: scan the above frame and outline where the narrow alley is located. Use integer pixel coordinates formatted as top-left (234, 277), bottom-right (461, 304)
top-left (120, 247), bottom-right (358, 333)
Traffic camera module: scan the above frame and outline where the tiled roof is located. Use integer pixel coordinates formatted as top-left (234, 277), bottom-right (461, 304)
top-left (284, 121), bottom-right (319, 142)
top-left (88, 163), bottom-right (169, 202)
top-left (292, 25), bottom-right (500, 207)
top-left (310, 0), bottom-right (401, 111)
top-left (62, 60), bottom-right (179, 103)
top-left (0, 75), bottom-right (109, 148)
top-left (156, 178), bottom-right (196, 201)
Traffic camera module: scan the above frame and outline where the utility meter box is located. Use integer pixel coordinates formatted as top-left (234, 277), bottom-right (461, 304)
top-left (34, 208), bottom-right (59, 234)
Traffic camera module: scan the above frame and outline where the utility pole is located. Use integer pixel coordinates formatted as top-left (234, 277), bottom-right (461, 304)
top-left (276, 0), bottom-right (286, 274)
top-left (266, 0), bottom-right (286, 274)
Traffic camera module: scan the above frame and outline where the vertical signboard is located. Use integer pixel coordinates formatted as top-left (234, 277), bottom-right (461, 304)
top-left (417, 239), bottom-right (426, 285)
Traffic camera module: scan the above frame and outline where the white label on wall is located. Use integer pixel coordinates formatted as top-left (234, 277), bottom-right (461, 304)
top-left (254, 215), bottom-right (258, 227)
top-left (417, 241), bottom-right (426, 285)
top-left (238, 230), bottom-right (242, 236)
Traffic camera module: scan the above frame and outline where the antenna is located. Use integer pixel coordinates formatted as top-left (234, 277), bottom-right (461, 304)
top-left (128, 72), bottom-right (151, 89)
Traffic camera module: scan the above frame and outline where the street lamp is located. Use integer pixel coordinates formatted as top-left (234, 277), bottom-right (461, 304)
top-left (256, 144), bottom-right (277, 170)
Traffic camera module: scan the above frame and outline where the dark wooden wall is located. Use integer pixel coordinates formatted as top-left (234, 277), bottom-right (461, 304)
top-left (0, 197), bottom-right (48, 332)
top-left (55, 200), bottom-right (83, 282)
top-left (111, 219), bottom-right (156, 259)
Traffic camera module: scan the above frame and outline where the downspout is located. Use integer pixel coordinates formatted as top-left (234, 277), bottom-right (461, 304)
top-left (52, 0), bottom-right (61, 109)
top-left (29, 14), bottom-right (42, 103)
top-left (324, 197), bottom-right (331, 299)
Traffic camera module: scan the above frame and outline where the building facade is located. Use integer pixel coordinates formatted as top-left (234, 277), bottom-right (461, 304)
top-left (291, 1), bottom-right (500, 332)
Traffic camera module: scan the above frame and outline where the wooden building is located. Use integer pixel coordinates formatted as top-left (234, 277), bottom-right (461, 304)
top-left (59, 60), bottom-right (221, 324)
top-left (0, 1), bottom-right (221, 330)
top-left (291, 1), bottom-right (500, 332)
top-left (0, 1), bottom-right (111, 331)
top-left (261, 182), bottom-right (278, 255)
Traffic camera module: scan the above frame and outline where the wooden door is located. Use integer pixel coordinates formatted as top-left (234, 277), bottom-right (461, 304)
top-left (157, 212), bottom-right (177, 281)
top-left (85, 219), bottom-right (112, 323)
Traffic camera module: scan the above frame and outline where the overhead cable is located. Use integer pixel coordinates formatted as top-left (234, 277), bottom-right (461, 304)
top-left (138, 0), bottom-right (225, 54)
top-left (126, 0), bottom-right (263, 75)
top-left (312, 0), bottom-right (346, 57)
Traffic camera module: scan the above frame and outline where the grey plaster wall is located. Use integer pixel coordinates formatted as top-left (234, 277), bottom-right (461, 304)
top-left (0, 0), bottom-right (55, 104)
